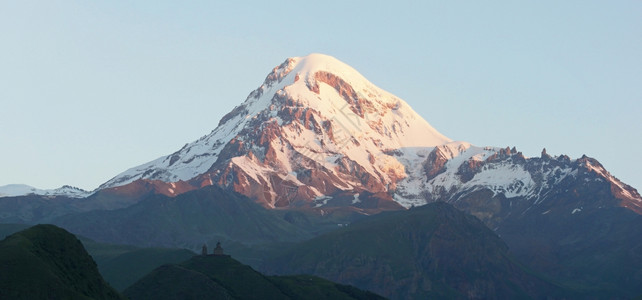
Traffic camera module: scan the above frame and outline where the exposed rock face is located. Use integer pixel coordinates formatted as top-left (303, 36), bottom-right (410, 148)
top-left (312, 71), bottom-right (373, 117)
top-left (423, 144), bottom-right (468, 181)
top-left (100, 179), bottom-right (196, 198)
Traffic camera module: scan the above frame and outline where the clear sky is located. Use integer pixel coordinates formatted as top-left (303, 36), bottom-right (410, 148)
top-left (1, 1), bottom-right (640, 191)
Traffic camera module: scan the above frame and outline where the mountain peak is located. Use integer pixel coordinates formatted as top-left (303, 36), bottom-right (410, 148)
top-left (244, 53), bottom-right (451, 145)
top-left (101, 54), bottom-right (451, 202)
top-left (287, 53), bottom-right (372, 85)
top-left (269, 53), bottom-right (366, 80)
top-left (270, 53), bottom-right (412, 106)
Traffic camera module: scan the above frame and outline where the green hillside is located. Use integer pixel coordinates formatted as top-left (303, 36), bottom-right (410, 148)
top-left (0, 224), bottom-right (124, 299)
top-left (124, 254), bottom-right (385, 300)
top-left (0, 223), bottom-right (196, 291)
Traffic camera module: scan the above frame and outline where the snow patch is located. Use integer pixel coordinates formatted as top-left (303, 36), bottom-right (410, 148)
top-left (314, 195), bottom-right (332, 208)
top-left (352, 193), bottom-right (361, 204)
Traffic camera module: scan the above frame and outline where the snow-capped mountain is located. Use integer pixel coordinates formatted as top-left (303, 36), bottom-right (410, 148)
top-left (0, 184), bottom-right (90, 198)
top-left (98, 53), bottom-right (641, 214)
top-left (100, 53), bottom-right (451, 208)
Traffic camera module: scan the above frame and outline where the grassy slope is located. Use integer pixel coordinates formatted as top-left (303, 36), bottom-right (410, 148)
top-left (0, 224), bottom-right (124, 300)
top-left (269, 274), bottom-right (385, 300)
top-left (0, 223), bottom-right (195, 292)
top-left (124, 254), bottom-right (385, 300)
top-left (123, 263), bottom-right (234, 299)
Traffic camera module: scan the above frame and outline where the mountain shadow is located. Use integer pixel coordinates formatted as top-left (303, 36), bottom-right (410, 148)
top-left (53, 185), bottom-right (313, 248)
top-left (263, 202), bottom-right (573, 300)
top-left (498, 201), bottom-right (642, 298)
top-left (80, 238), bottom-right (196, 291)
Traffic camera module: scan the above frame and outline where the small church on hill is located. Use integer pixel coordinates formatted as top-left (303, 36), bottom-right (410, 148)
top-left (201, 242), bottom-right (226, 256)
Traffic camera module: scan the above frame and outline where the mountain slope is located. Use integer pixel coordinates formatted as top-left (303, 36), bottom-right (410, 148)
top-left (496, 186), bottom-right (642, 297)
top-left (263, 202), bottom-right (571, 299)
top-left (0, 224), bottom-right (124, 299)
top-left (124, 254), bottom-right (385, 300)
top-left (0, 194), bottom-right (82, 223)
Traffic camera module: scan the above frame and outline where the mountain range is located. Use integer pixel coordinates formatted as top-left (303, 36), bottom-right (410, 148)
top-left (1, 53), bottom-right (641, 298)
top-left (4, 54), bottom-right (639, 214)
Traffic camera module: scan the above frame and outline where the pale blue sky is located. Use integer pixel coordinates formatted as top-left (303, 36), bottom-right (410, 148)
top-left (1, 1), bottom-right (640, 191)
